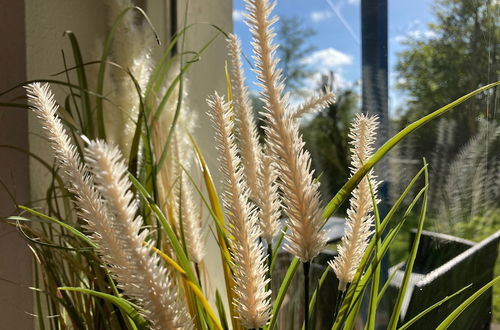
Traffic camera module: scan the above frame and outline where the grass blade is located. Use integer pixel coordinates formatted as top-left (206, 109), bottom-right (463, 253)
top-left (63, 31), bottom-right (93, 137)
top-left (435, 276), bottom-right (500, 330)
top-left (388, 160), bottom-right (429, 330)
top-left (333, 184), bottom-right (428, 329)
top-left (188, 133), bottom-right (239, 329)
top-left (18, 205), bottom-right (96, 248)
top-left (58, 287), bottom-right (148, 329)
top-left (215, 290), bottom-right (230, 330)
top-left (366, 176), bottom-right (383, 330)
top-left (268, 257), bottom-right (301, 330)
top-left (399, 284), bottom-right (472, 330)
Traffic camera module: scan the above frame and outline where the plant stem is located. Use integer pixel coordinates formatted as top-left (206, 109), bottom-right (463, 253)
top-left (195, 262), bottom-right (202, 291)
top-left (303, 261), bottom-right (311, 330)
top-left (333, 289), bottom-right (346, 322)
top-left (267, 242), bottom-right (273, 291)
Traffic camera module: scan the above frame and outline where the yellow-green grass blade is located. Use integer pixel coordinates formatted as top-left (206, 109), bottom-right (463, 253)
top-left (128, 174), bottom-right (197, 284)
top-left (188, 132), bottom-right (240, 330)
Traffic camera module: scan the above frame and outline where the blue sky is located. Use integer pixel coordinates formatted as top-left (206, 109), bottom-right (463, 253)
top-left (232, 0), bottom-right (437, 114)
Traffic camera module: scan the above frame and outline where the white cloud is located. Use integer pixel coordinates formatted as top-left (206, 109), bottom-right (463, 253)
top-left (301, 48), bottom-right (353, 69)
top-left (233, 9), bottom-right (245, 22)
top-left (346, 0), bottom-right (360, 5)
top-left (394, 29), bottom-right (437, 43)
top-left (310, 11), bottom-right (332, 22)
top-left (408, 30), bottom-right (437, 39)
top-left (290, 48), bottom-right (353, 106)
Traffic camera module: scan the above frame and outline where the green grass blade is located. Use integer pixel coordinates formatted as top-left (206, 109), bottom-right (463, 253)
top-left (435, 276), bottom-right (500, 330)
top-left (304, 266), bottom-right (330, 329)
top-left (128, 174), bottom-right (197, 284)
top-left (63, 31), bottom-right (93, 137)
top-left (388, 160), bottom-right (429, 330)
top-left (366, 176), bottom-right (382, 330)
top-left (18, 205), bottom-right (96, 248)
top-left (333, 184), bottom-right (428, 330)
top-left (377, 265), bottom-right (398, 305)
top-left (268, 257), bottom-right (301, 330)
top-left (215, 290), bottom-right (230, 330)
top-left (398, 284), bottom-right (472, 330)
top-left (58, 287), bottom-right (148, 329)
top-left (33, 261), bottom-right (46, 330)
top-left (322, 82), bottom-right (499, 221)
top-left (270, 228), bottom-right (287, 273)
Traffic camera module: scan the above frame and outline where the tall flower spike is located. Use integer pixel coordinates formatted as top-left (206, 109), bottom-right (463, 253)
top-left (245, 0), bottom-right (327, 262)
top-left (85, 141), bottom-right (192, 329)
top-left (207, 93), bottom-right (271, 328)
top-left (26, 82), bottom-right (128, 264)
top-left (329, 113), bottom-right (380, 291)
top-left (179, 173), bottom-right (206, 264)
top-left (103, 0), bottom-right (154, 156)
top-left (227, 33), bottom-right (263, 201)
top-left (258, 149), bottom-right (281, 243)
top-left (26, 83), bottom-right (191, 329)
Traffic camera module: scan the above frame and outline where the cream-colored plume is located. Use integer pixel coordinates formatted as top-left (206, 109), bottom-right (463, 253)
top-left (329, 113), bottom-right (380, 291)
top-left (227, 33), bottom-right (263, 201)
top-left (85, 141), bottom-right (193, 329)
top-left (102, 0), bottom-right (154, 156)
top-left (179, 173), bottom-right (206, 264)
top-left (292, 90), bottom-right (336, 120)
top-left (258, 150), bottom-right (281, 243)
top-left (244, 0), bottom-right (327, 262)
top-left (26, 83), bottom-right (192, 329)
top-left (207, 93), bottom-right (271, 328)
top-left (26, 82), bottom-right (121, 260)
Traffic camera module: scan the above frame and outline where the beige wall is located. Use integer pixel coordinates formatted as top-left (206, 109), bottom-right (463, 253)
top-left (0, 0), bottom-right (232, 327)
top-left (0, 1), bottom-right (32, 328)
top-left (26, 0), bottom-right (109, 203)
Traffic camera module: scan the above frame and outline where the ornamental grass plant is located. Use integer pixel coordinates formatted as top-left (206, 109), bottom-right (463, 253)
top-left (2, 0), bottom-right (499, 329)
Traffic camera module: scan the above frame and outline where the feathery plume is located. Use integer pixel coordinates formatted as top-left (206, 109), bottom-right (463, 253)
top-left (103, 0), bottom-right (154, 156)
top-left (244, 0), bottom-right (327, 262)
top-left (258, 150), bottom-right (281, 243)
top-left (26, 83), bottom-right (120, 254)
top-left (85, 141), bottom-right (192, 329)
top-left (227, 33), bottom-right (263, 201)
top-left (292, 90), bottom-right (336, 120)
top-left (207, 93), bottom-right (271, 328)
top-left (26, 83), bottom-right (192, 328)
top-left (329, 113), bottom-right (380, 291)
top-left (179, 173), bottom-right (206, 264)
